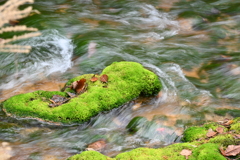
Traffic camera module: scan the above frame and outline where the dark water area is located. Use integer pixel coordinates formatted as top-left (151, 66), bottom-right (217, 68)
top-left (0, 0), bottom-right (240, 159)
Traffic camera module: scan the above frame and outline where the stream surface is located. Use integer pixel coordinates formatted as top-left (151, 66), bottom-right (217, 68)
top-left (0, 0), bottom-right (240, 159)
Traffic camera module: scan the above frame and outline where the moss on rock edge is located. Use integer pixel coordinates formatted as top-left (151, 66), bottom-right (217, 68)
top-left (2, 62), bottom-right (161, 123)
top-left (67, 143), bottom-right (226, 160)
top-left (67, 118), bottom-right (240, 160)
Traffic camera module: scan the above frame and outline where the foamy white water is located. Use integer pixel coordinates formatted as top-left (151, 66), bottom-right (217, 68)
top-left (0, 29), bottom-right (73, 90)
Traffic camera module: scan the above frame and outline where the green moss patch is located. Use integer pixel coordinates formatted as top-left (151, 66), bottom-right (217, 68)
top-left (2, 62), bottom-right (161, 124)
top-left (209, 134), bottom-right (237, 146)
top-left (67, 151), bottom-right (111, 160)
top-left (67, 118), bottom-right (240, 160)
top-left (182, 122), bottom-right (228, 142)
top-left (182, 126), bottom-right (207, 142)
top-left (230, 117), bottom-right (240, 134)
top-left (67, 142), bottom-right (226, 160)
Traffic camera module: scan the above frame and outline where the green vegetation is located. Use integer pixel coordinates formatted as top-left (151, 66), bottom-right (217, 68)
top-left (67, 142), bottom-right (226, 160)
top-left (67, 151), bottom-right (111, 160)
top-left (182, 126), bottom-right (207, 142)
top-left (230, 117), bottom-right (240, 134)
top-left (2, 61), bottom-right (161, 123)
top-left (209, 134), bottom-right (237, 146)
top-left (67, 118), bottom-right (240, 160)
top-left (182, 122), bottom-right (228, 142)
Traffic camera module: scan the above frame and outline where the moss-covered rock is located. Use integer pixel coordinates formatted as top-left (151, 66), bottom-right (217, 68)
top-left (2, 62), bottom-right (161, 124)
top-left (67, 142), bottom-right (226, 160)
top-left (67, 118), bottom-right (240, 160)
top-left (182, 126), bottom-right (207, 142)
top-left (67, 151), bottom-right (111, 160)
top-left (182, 122), bottom-right (228, 142)
top-left (209, 134), bottom-right (237, 146)
top-left (230, 117), bottom-right (240, 134)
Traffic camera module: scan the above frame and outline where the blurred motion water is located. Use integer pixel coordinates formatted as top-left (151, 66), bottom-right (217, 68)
top-left (0, 0), bottom-right (240, 159)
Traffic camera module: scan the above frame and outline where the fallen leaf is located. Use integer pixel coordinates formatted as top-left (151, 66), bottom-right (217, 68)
top-left (90, 75), bottom-right (98, 82)
top-left (224, 119), bottom-right (233, 126)
top-left (75, 78), bottom-right (87, 94)
top-left (66, 92), bottom-right (76, 98)
top-left (87, 140), bottom-right (106, 152)
top-left (221, 145), bottom-right (240, 156)
top-left (216, 127), bottom-right (224, 134)
top-left (206, 129), bottom-right (217, 138)
top-left (100, 74), bottom-right (108, 83)
top-left (220, 147), bottom-right (226, 156)
top-left (180, 149), bottom-right (192, 159)
top-left (219, 119), bottom-right (233, 127)
top-left (71, 81), bottom-right (78, 90)
top-left (49, 95), bottom-right (69, 107)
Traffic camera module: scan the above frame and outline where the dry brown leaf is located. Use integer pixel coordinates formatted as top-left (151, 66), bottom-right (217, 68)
top-left (219, 119), bottom-right (234, 127)
top-left (66, 92), bottom-right (76, 98)
top-left (75, 78), bottom-right (87, 94)
top-left (216, 127), bottom-right (224, 134)
top-left (221, 145), bottom-right (240, 156)
top-left (180, 149), bottom-right (192, 159)
top-left (206, 129), bottom-right (217, 138)
top-left (220, 147), bottom-right (226, 156)
top-left (100, 74), bottom-right (108, 83)
top-left (90, 75), bottom-right (98, 82)
top-left (71, 81), bottom-right (78, 90)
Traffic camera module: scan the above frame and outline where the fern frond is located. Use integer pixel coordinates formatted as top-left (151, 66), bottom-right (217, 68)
top-left (0, 0), bottom-right (41, 53)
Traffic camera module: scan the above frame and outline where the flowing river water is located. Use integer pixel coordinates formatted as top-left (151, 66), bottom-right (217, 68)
top-left (0, 0), bottom-right (240, 159)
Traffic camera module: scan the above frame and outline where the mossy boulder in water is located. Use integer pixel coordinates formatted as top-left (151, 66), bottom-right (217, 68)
top-left (67, 118), bottom-right (240, 160)
top-left (2, 62), bottom-right (161, 124)
top-left (182, 122), bottom-right (229, 142)
top-left (183, 118), bottom-right (240, 145)
top-left (67, 142), bottom-right (226, 160)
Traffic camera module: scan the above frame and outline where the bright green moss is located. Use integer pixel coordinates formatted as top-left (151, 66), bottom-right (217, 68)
top-left (115, 148), bottom-right (163, 160)
top-left (190, 143), bottom-right (226, 160)
top-left (68, 142), bottom-right (226, 160)
top-left (183, 122), bottom-right (228, 142)
top-left (203, 122), bottom-right (226, 131)
top-left (182, 126), bottom-right (207, 142)
top-left (230, 117), bottom-right (240, 134)
top-left (67, 151), bottom-right (111, 160)
top-left (2, 62), bottom-right (161, 124)
top-left (209, 134), bottom-right (237, 146)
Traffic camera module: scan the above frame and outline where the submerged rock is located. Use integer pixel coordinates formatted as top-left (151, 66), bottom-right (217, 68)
top-left (1, 62), bottom-right (161, 124)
